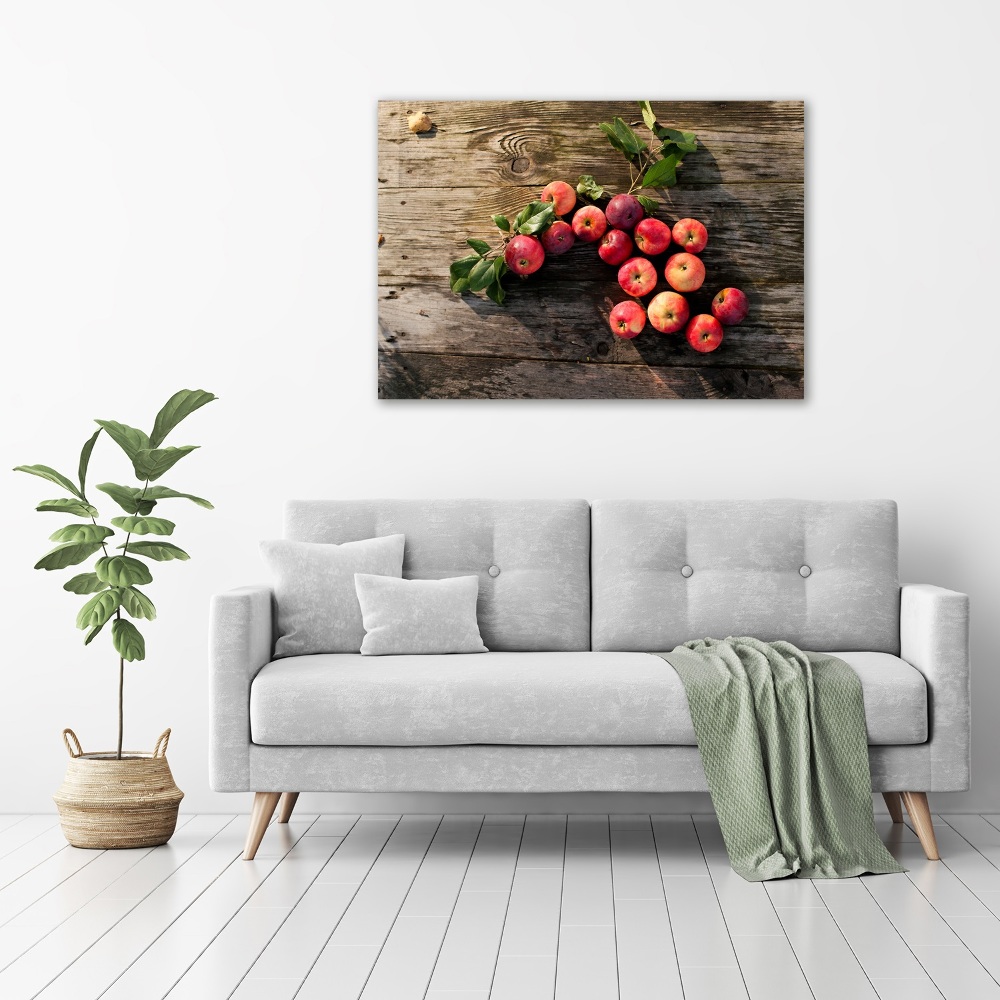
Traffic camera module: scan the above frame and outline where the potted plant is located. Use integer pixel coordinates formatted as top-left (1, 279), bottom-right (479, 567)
top-left (14, 389), bottom-right (216, 849)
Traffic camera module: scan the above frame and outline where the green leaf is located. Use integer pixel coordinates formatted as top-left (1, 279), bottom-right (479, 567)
top-left (468, 256), bottom-right (496, 292)
top-left (636, 195), bottom-right (659, 215)
top-left (120, 586), bottom-right (156, 620)
top-left (13, 465), bottom-right (83, 499)
top-left (150, 389), bottom-right (217, 448)
top-left (611, 117), bottom-right (643, 156)
top-left (110, 515), bottom-right (175, 536)
top-left (94, 420), bottom-right (150, 468)
top-left (140, 486), bottom-right (213, 509)
top-left (641, 153), bottom-right (679, 189)
top-left (112, 619), bottom-right (145, 661)
top-left (76, 589), bottom-right (121, 630)
top-left (451, 278), bottom-right (471, 294)
top-left (466, 238), bottom-right (491, 256)
top-left (96, 483), bottom-right (156, 516)
top-left (599, 122), bottom-right (628, 156)
top-left (64, 572), bottom-right (109, 594)
top-left (492, 214), bottom-right (510, 232)
top-left (84, 619), bottom-right (108, 645)
top-left (484, 281), bottom-right (506, 306)
top-left (34, 542), bottom-right (103, 571)
top-left (95, 555), bottom-right (152, 587)
top-left (35, 498), bottom-right (100, 517)
top-left (639, 100), bottom-right (657, 131)
top-left (515, 201), bottom-right (555, 235)
top-left (77, 429), bottom-right (101, 497)
top-left (449, 255), bottom-right (479, 280)
top-left (656, 126), bottom-right (697, 152)
top-left (123, 540), bottom-right (190, 561)
top-left (133, 446), bottom-right (198, 482)
top-left (576, 174), bottom-right (604, 200)
top-left (493, 257), bottom-right (508, 280)
top-left (49, 523), bottom-right (114, 544)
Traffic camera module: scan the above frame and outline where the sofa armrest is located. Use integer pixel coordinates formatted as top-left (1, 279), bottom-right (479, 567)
top-left (209, 586), bottom-right (274, 791)
top-left (900, 584), bottom-right (970, 791)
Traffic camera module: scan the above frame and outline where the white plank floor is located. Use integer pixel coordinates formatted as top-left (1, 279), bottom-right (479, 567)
top-left (0, 813), bottom-right (999, 999)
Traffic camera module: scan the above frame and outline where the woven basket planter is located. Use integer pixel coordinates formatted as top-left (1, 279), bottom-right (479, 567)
top-left (53, 728), bottom-right (184, 849)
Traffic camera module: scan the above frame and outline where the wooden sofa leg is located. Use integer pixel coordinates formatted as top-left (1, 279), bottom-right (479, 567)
top-left (901, 792), bottom-right (940, 861)
top-left (244, 792), bottom-right (281, 860)
top-left (882, 792), bottom-right (904, 824)
top-left (277, 792), bottom-right (299, 824)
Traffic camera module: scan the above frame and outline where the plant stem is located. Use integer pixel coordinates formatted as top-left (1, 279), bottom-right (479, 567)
top-left (117, 650), bottom-right (124, 760)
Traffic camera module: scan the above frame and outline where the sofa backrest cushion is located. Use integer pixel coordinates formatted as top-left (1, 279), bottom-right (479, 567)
top-left (591, 499), bottom-right (900, 654)
top-left (285, 499), bottom-right (592, 651)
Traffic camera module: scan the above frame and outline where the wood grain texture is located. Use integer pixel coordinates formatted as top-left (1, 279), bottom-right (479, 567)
top-left (378, 100), bottom-right (804, 399)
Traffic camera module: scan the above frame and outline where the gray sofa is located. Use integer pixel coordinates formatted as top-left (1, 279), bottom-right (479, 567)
top-left (209, 499), bottom-right (970, 861)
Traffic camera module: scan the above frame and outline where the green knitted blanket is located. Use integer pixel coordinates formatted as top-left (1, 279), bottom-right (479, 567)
top-left (655, 637), bottom-right (904, 881)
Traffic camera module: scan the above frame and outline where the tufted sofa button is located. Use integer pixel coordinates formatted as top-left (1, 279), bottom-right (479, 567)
top-left (488, 565), bottom-right (501, 578)
top-left (680, 565), bottom-right (693, 578)
top-left (799, 565), bottom-right (812, 578)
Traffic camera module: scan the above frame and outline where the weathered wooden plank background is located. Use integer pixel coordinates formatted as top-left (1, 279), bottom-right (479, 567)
top-left (378, 100), bottom-right (804, 400)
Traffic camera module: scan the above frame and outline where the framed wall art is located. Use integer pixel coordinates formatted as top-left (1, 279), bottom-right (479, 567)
top-left (378, 100), bottom-right (804, 400)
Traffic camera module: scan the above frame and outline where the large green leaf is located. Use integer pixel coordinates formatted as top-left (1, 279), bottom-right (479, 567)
top-left (134, 446), bottom-right (198, 482)
top-left (77, 428), bottom-right (101, 497)
top-left (13, 465), bottom-right (83, 499)
top-left (95, 555), bottom-right (152, 587)
top-left (49, 523), bottom-right (114, 544)
top-left (515, 202), bottom-right (555, 236)
top-left (34, 542), bottom-right (103, 571)
top-left (150, 389), bottom-right (217, 449)
top-left (76, 589), bottom-right (121, 630)
top-left (63, 572), bottom-right (109, 594)
top-left (120, 586), bottom-right (156, 620)
top-left (36, 498), bottom-right (100, 517)
top-left (111, 515), bottom-right (175, 536)
top-left (112, 619), bottom-right (145, 661)
top-left (96, 483), bottom-right (157, 516)
top-left (466, 238), bottom-right (491, 256)
top-left (94, 420), bottom-right (150, 468)
top-left (139, 486), bottom-right (213, 509)
top-left (492, 214), bottom-right (510, 232)
top-left (122, 540), bottom-right (190, 561)
top-left (641, 153), bottom-right (679, 189)
top-left (467, 257), bottom-right (496, 292)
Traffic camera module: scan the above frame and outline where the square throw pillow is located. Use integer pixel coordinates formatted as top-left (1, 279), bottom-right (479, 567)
top-left (354, 573), bottom-right (489, 655)
top-left (260, 535), bottom-right (405, 656)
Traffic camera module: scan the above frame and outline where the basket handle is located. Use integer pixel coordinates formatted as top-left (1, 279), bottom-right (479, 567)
top-left (152, 728), bottom-right (172, 759)
top-left (62, 728), bottom-right (83, 758)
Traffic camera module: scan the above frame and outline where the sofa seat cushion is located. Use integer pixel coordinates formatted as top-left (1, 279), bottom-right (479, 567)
top-left (249, 650), bottom-right (927, 748)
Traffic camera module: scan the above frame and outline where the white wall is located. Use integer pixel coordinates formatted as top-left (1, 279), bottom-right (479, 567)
top-left (1, 0), bottom-right (998, 816)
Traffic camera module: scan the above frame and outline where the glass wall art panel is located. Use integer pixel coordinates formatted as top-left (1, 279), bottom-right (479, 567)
top-left (378, 100), bottom-right (804, 400)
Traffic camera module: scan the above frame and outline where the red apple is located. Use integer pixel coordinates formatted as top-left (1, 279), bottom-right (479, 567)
top-left (617, 257), bottom-right (658, 297)
top-left (605, 194), bottom-right (644, 231)
top-left (633, 217), bottom-right (672, 256)
top-left (598, 229), bottom-right (633, 266)
top-left (647, 291), bottom-right (690, 334)
top-left (672, 218), bottom-right (708, 253)
top-left (572, 205), bottom-right (608, 243)
top-left (664, 252), bottom-right (705, 293)
top-left (609, 300), bottom-right (646, 338)
top-left (504, 234), bottom-right (545, 276)
top-left (686, 314), bottom-right (724, 353)
top-left (711, 287), bottom-right (749, 325)
top-left (541, 220), bottom-right (575, 256)
top-left (541, 180), bottom-right (577, 217)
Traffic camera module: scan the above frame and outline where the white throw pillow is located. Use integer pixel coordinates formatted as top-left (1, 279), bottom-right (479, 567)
top-left (354, 573), bottom-right (489, 655)
top-left (260, 535), bottom-right (405, 656)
